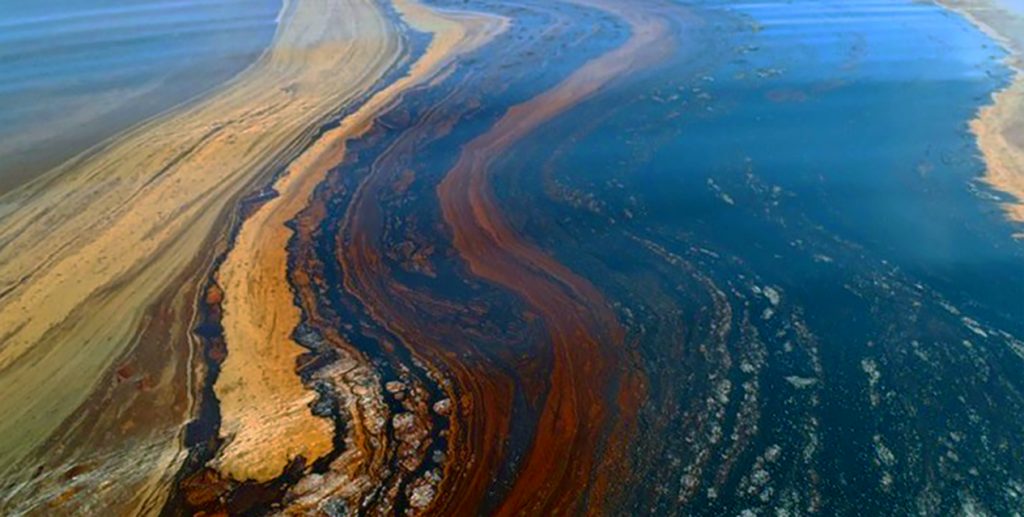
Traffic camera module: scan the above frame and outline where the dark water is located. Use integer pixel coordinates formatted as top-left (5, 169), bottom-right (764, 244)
top-left (0, 0), bottom-right (280, 189)
top-left (490, 0), bottom-right (1024, 513)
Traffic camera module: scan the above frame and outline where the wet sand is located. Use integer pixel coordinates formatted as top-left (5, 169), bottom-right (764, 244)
top-left (939, 0), bottom-right (1024, 230)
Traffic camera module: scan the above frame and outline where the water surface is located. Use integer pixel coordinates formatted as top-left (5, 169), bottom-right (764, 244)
top-left (489, 0), bottom-right (1024, 512)
top-left (0, 0), bottom-right (280, 189)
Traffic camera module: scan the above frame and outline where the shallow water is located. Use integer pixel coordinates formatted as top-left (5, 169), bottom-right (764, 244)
top-left (0, 0), bottom-right (280, 189)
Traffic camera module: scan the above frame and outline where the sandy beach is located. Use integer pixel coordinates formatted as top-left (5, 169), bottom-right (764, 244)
top-left (939, 0), bottom-right (1024, 231)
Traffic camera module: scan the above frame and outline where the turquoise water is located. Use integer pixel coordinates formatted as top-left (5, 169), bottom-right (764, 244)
top-left (0, 0), bottom-right (280, 188)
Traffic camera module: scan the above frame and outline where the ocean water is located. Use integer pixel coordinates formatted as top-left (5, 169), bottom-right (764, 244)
top-left (486, 0), bottom-right (1024, 512)
top-left (285, 0), bottom-right (1023, 511)
top-left (0, 0), bottom-right (281, 189)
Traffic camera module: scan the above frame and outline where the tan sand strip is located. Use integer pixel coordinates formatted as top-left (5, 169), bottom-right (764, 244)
top-left (938, 0), bottom-right (1024, 233)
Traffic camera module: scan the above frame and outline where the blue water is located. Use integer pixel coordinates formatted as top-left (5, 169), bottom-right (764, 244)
top-left (670, 0), bottom-right (1022, 324)
top-left (0, 0), bottom-right (280, 188)
top-left (485, 0), bottom-right (1024, 512)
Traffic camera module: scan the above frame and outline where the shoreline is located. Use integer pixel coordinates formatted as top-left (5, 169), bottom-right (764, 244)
top-left (936, 0), bottom-right (1024, 234)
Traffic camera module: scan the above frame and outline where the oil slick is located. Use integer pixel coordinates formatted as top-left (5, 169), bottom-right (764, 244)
top-left (1, 0), bottom-right (1024, 514)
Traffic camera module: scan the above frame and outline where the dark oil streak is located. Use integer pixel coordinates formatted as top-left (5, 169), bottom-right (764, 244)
top-left (435, 1), bottom-right (681, 512)
top-left (293, 1), bottom-right (636, 513)
top-left (160, 5), bottom-right (429, 513)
